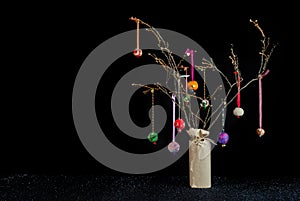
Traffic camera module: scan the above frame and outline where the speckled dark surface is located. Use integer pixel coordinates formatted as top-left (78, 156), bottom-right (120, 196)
top-left (1, 174), bottom-right (300, 200)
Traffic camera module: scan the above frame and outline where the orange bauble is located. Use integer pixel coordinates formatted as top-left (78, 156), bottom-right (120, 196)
top-left (188, 80), bottom-right (198, 91)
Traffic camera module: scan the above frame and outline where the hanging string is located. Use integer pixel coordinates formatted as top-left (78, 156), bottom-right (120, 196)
top-left (235, 71), bottom-right (241, 108)
top-left (151, 88), bottom-right (155, 133)
top-left (180, 67), bottom-right (190, 102)
top-left (185, 49), bottom-right (198, 97)
top-left (146, 88), bottom-right (159, 144)
top-left (177, 78), bottom-right (181, 119)
top-left (185, 49), bottom-right (194, 81)
top-left (259, 75), bottom-right (262, 129)
top-left (172, 94), bottom-right (176, 142)
top-left (233, 70), bottom-right (244, 118)
top-left (203, 68), bottom-right (206, 99)
top-left (257, 69), bottom-right (269, 137)
top-left (136, 19), bottom-right (140, 50)
top-left (143, 87), bottom-right (158, 144)
top-left (200, 68), bottom-right (210, 110)
top-left (174, 76), bottom-right (185, 133)
top-left (168, 93), bottom-right (181, 153)
top-left (129, 17), bottom-right (142, 58)
top-left (185, 68), bottom-right (188, 95)
top-left (218, 98), bottom-right (229, 147)
top-left (221, 99), bottom-right (225, 132)
top-left (259, 69), bottom-right (270, 126)
top-left (191, 50), bottom-right (194, 81)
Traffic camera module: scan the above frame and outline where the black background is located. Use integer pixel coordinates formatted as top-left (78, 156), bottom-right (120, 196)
top-left (3, 8), bottom-right (299, 178)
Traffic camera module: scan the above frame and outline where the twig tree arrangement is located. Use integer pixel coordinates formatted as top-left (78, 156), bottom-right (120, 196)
top-left (130, 17), bottom-right (277, 188)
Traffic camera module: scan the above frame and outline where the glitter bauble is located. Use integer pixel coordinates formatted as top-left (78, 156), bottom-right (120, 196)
top-left (174, 118), bottom-right (185, 131)
top-left (233, 107), bottom-right (244, 117)
top-left (201, 99), bottom-right (210, 109)
top-left (147, 132), bottom-right (158, 143)
top-left (188, 89), bottom-right (195, 95)
top-left (218, 132), bottom-right (229, 147)
top-left (133, 48), bottom-right (142, 57)
top-left (256, 128), bottom-right (265, 137)
top-left (188, 80), bottom-right (198, 91)
top-left (183, 95), bottom-right (190, 102)
top-left (168, 141), bottom-right (180, 153)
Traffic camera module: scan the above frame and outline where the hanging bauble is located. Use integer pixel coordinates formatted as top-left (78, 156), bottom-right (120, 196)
top-left (218, 132), bottom-right (229, 147)
top-left (183, 95), bottom-right (191, 103)
top-left (133, 48), bottom-right (142, 58)
top-left (174, 118), bottom-right (185, 132)
top-left (147, 132), bottom-right (158, 144)
top-left (233, 107), bottom-right (244, 117)
top-left (168, 141), bottom-right (180, 153)
top-left (188, 89), bottom-right (195, 95)
top-left (188, 80), bottom-right (198, 91)
top-left (200, 99), bottom-right (210, 109)
top-left (256, 128), bottom-right (265, 137)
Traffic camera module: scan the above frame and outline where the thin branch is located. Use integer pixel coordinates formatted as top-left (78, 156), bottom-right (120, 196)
top-left (130, 17), bottom-right (276, 131)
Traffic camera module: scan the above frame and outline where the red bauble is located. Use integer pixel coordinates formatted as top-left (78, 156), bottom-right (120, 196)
top-left (133, 48), bottom-right (142, 58)
top-left (174, 118), bottom-right (185, 132)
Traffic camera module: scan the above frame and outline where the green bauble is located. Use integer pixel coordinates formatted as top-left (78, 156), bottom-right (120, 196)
top-left (201, 99), bottom-right (209, 110)
top-left (148, 132), bottom-right (158, 143)
top-left (183, 95), bottom-right (190, 102)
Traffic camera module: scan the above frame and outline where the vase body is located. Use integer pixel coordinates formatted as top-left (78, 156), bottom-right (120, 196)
top-left (187, 128), bottom-right (211, 188)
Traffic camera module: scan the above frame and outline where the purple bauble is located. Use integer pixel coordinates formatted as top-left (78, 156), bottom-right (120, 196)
top-left (218, 132), bottom-right (229, 146)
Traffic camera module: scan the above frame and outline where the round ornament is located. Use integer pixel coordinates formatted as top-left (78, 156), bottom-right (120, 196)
top-left (147, 132), bottom-right (158, 144)
top-left (174, 118), bottom-right (185, 132)
top-left (188, 80), bottom-right (198, 91)
top-left (133, 48), bottom-right (142, 57)
top-left (256, 128), bottom-right (265, 137)
top-left (201, 99), bottom-right (210, 109)
top-left (218, 132), bottom-right (229, 147)
top-left (168, 141), bottom-right (180, 153)
top-left (183, 95), bottom-right (190, 103)
top-left (233, 107), bottom-right (244, 117)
